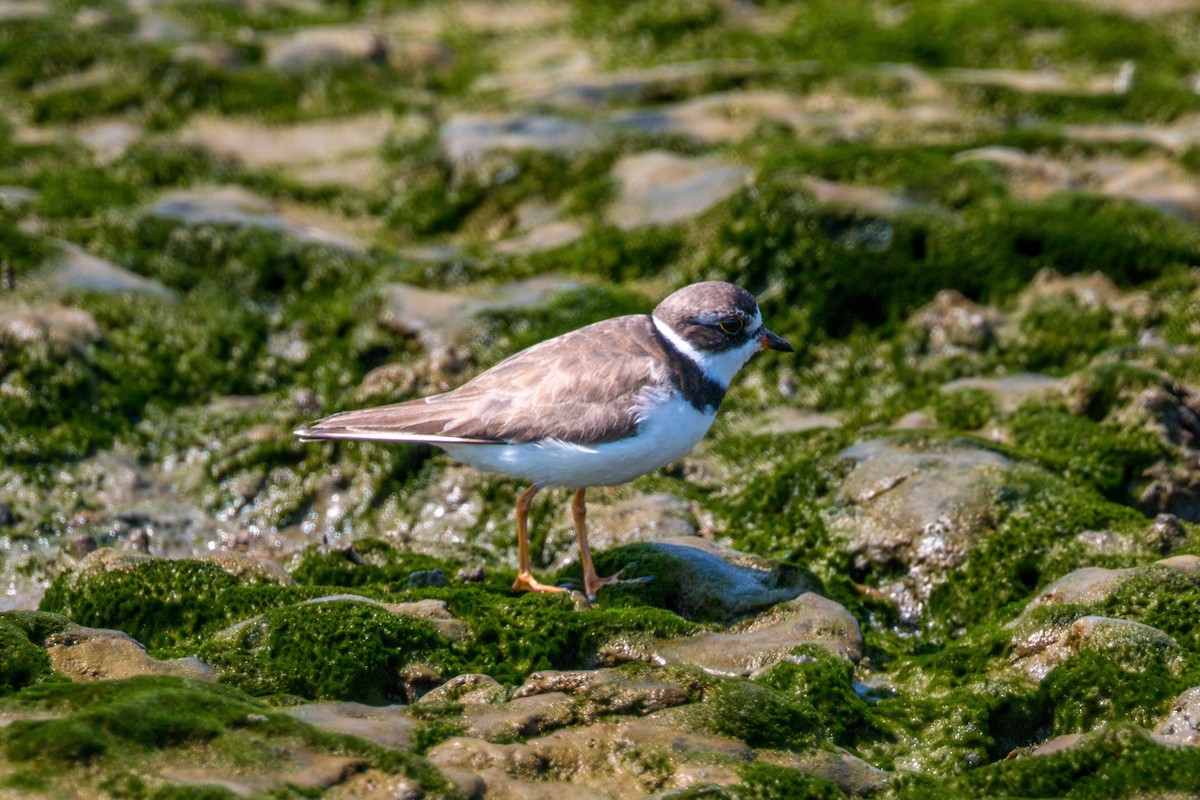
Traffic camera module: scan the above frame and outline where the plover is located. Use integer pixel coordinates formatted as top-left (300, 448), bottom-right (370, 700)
top-left (296, 281), bottom-right (793, 600)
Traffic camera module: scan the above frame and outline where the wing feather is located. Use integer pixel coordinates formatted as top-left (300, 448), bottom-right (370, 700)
top-left (296, 315), bottom-right (673, 446)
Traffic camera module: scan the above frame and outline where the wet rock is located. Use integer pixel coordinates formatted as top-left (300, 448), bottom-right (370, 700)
top-left (147, 186), bottom-right (364, 253)
top-left (49, 244), bottom-right (176, 299)
top-left (161, 752), bottom-right (368, 796)
top-left (826, 438), bottom-right (1013, 623)
top-left (773, 748), bottom-right (894, 797)
top-left (606, 150), bottom-right (749, 230)
top-left (512, 668), bottom-right (693, 717)
top-left (266, 26), bottom-right (387, 72)
top-left (325, 770), bottom-right (425, 800)
top-left (941, 374), bottom-right (1066, 413)
top-left (0, 1), bottom-right (48, 22)
top-left (286, 702), bottom-right (416, 750)
top-left (407, 568), bottom-right (448, 588)
top-left (429, 704), bottom-right (754, 798)
top-left (45, 626), bottom-right (216, 682)
top-left (954, 147), bottom-right (1077, 199)
top-left (0, 303), bottom-right (99, 346)
top-left (514, 59), bottom-right (766, 111)
top-left (753, 408), bottom-right (842, 435)
top-left (182, 112), bottom-right (409, 171)
top-left (1153, 687), bottom-right (1200, 746)
top-left (456, 565), bottom-right (485, 584)
top-left (1015, 268), bottom-right (1155, 322)
top-left (171, 42), bottom-right (241, 68)
top-left (420, 673), bottom-right (508, 705)
top-left (608, 592), bottom-right (862, 676)
top-left (909, 290), bottom-right (1004, 354)
top-left (637, 537), bottom-right (816, 622)
top-left (441, 113), bottom-right (605, 166)
top-left (1024, 560), bottom-right (1200, 614)
top-left (75, 119), bottom-right (143, 163)
top-left (462, 691), bottom-right (579, 740)
top-left (0, 185), bottom-right (38, 209)
top-left (378, 276), bottom-right (580, 349)
top-left (493, 220), bottom-right (585, 255)
top-left (1095, 157), bottom-right (1200, 222)
top-left (1011, 615), bottom-right (1182, 681)
top-left (1074, 528), bottom-right (1139, 556)
top-left (943, 65), bottom-right (1134, 95)
top-left (134, 13), bottom-right (190, 44)
top-left (802, 176), bottom-right (914, 217)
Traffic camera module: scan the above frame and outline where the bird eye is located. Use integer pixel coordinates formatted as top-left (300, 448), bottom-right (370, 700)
top-left (718, 317), bottom-right (743, 335)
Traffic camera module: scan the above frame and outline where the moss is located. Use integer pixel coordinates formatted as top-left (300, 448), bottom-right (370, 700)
top-left (150, 785), bottom-right (242, 800)
top-left (0, 621), bottom-right (52, 696)
top-left (924, 727), bottom-right (1200, 799)
top-left (413, 717), bottom-right (467, 755)
top-left (735, 762), bottom-right (848, 800)
top-left (1, 677), bottom-right (269, 764)
top-left (1090, 569), bottom-right (1200, 652)
top-left (925, 469), bottom-right (1147, 635)
top-left (703, 679), bottom-right (819, 750)
top-left (1036, 646), bottom-right (1181, 735)
top-left (290, 539), bottom-right (459, 588)
top-left (40, 558), bottom-right (313, 650)
top-left (198, 600), bottom-right (448, 703)
top-left (1006, 405), bottom-right (1164, 497)
top-left (754, 644), bottom-right (873, 746)
top-left (933, 388), bottom-right (997, 431)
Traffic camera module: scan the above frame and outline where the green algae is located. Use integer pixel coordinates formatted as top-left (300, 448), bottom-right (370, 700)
top-left (755, 645), bottom-right (873, 747)
top-left (40, 557), bottom-right (315, 650)
top-left (1037, 646), bottom-right (1181, 735)
top-left (198, 599), bottom-right (448, 703)
top-left (910, 727), bottom-right (1200, 799)
top-left (735, 763), bottom-right (849, 800)
top-left (1006, 404), bottom-right (1164, 498)
top-left (932, 388), bottom-right (997, 432)
top-left (704, 679), bottom-right (820, 750)
top-left (0, 616), bottom-right (57, 696)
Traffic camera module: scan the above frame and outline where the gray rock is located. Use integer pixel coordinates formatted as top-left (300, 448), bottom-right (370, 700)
top-left (134, 14), bottom-right (190, 44)
top-left (909, 290), bottom-right (1005, 355)
top-left (0, 304), bottom-right (99, 346)
top-left (512, 59), bottom-right (766, 110)
top-left (75, 120), bottom-right (143, 163)
top-left (198, 551), bottom-right (296, 585)
top-left (607, 592), bottom-right (862, 676)
top-left (171, 42), bottom-right (241, 69)
top-left (493, 220), bottom-right (585, 255)
top-left (512, 668), bottom-right (693, 717)
top-left (420, 673), bottom-right (508, 705)
top-left (1015, 268), bottom-right (1155, 321)
top-left (632, 537), bottom-right (816, 622)
top-left (181, 112), bottom-right (411, 170)
top-left (265, 26), bottom-right (386, 73)
top-left (286, 702), bottom-right (415, 750)
top-left (50, 244), bottom-right (176, 299)
top-left (954, 147), bottom-right (1077, 199)
top-left (45, 626), bottom-right (216, 682)
top-left (606, 150), bottom-right (749, 230)
top-left (1024, 561), bottom-right (1200, 613)
top-left (802, 176), bottom-right (914, 217)
top-left (1011, 615), bottom-right (1182, 681)
top-left (826, 438), bottom-right (1013, 623)
top-left (0, 1), bottom-right (48, 22)
top-left (440, 113), bottom-right (605, 166)
top-left (941, 374), bottom-right (1066, 413)
top-left (1154, 686), bottom-right (1200, 746)
top-left (0, 185), bottom-right (38, 209)
top-left (462, 692), bottom-right (579, 740)
top-left (147, 186), bottom-right (364, 253)
top-left (378, 275), bottom-right (581, 349)
top-left (324, 769), bottom-right (425, 800)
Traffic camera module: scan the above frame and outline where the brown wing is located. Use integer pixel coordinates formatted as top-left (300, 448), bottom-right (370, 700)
top-left (297, 315), bottom-right (674, 446)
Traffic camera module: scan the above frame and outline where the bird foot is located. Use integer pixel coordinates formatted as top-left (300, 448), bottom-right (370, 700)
top-left (583, 566), bottom-right (654, 602)
top-left (512, 572), bottom-right (568, 595)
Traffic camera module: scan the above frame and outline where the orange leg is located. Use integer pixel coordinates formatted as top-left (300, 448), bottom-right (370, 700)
top-left (572, 488), bottom-right (638, 601)
top-left (511, 484), bottom-right (565, 595)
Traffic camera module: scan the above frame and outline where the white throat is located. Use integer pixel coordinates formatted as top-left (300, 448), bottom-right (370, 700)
top-left (652, 312), bottom-right (762, 389)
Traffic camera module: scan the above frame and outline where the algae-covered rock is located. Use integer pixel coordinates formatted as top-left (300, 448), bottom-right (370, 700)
top-left (45, 625), bottom-right (216, 682)
top-left (606, 592), bottom-right (862, 677)
top-left (827, 438), bottom-right (1013, 622)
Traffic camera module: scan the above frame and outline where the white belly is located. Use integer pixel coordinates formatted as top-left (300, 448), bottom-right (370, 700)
top-left (442, 393), bottom-right (716, 488)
